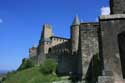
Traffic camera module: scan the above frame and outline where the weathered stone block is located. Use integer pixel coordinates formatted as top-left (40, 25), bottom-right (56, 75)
top-left (78, 23), bottom-right (99, 79)
top-left (98, 76), bottom-right (114, 83)
top-left (110, 0), bottom-right (125, 14)
top-left (114, 80), bottom-right (124, 83)
top-left (99, 14), bottom-right (125, 80)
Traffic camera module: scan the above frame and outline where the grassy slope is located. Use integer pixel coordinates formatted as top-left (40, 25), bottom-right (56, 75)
top-left (3, 67), bottom-right (60, 83)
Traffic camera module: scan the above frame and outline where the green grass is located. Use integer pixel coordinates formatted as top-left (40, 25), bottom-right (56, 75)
top-left (3, 67), bottom-right (61, 83)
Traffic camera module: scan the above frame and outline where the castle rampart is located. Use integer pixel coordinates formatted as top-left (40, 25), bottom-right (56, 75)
top-left (28, 0), bottom-right (125, 82)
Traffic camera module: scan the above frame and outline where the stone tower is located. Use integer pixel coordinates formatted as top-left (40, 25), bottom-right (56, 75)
top-left (37, 24), bottom-right (52, 64)
top-left (110, 0), bottom-right (125, 14)
top-left (38, 24), bottom-right (52, 54)
top-left (41, 24), bottom-right (52, 41)
top-left (71, 16), bottom-right (80, 54)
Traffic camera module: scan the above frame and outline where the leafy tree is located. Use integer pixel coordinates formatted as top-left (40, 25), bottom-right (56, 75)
top-left (40, 59), bottom-right (57, 75)
top-left (18, 58), bottom-right (34, 71)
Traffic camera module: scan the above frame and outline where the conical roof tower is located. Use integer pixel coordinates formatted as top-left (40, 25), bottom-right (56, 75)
top-left (72, 15), bottom-right (80, 26)
top-left (71, 15), bottom-right (80, 54)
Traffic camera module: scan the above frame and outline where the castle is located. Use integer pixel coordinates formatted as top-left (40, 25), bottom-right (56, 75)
top-left (28, 0), bottom-right (125, 83)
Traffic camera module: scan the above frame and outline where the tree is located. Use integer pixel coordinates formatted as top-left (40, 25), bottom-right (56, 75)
top-left (40, 59), bottom-right (57, 75)
top-left (18, 58), bottom-right (34, 71)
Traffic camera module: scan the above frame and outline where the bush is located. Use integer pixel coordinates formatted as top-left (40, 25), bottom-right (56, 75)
top-left (40, 59), bottom-right (57, 75)
top-left (2, 76), bottom-right (6, 81)
top-left (18, 58), bottom-right (34, 71)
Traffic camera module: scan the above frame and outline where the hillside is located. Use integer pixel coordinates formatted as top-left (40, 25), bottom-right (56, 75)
top-left (3, 67), bottom-right (62, 83)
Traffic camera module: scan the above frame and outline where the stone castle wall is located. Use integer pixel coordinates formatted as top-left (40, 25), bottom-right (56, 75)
top-left (110, 0), bottom-right (125, 14)
top-left (48, 41), bottom-right (70, 60)
top-left (47, 40), bottom-right (76, 75)
top-left (78, 22), bottom-right (99, 80)
top-left (28, 0), bottom-right (125, 82)
top-left (99, 15), bottom-right (125, 82)
top-left (43, 36), bottom-right (69, 57)
top-left (29, 22), bottom-right (100, 77)
top-left (50, 36), bottom-right (68, 47)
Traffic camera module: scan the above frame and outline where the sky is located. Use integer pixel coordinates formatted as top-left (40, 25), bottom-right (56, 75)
top-left (0, 0), bottom-right (110, 71)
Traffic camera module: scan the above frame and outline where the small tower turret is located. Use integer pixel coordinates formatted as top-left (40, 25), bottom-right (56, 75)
top-left (29, 45), bottom-right (37, 58)
top-left (71, 15), bottom-right (80, 54)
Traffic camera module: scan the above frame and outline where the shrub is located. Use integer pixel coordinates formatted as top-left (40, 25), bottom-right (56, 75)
top-left (18, 58), bottom-right (34, 71)
top-left (40, 59), bottom-right (57, 75)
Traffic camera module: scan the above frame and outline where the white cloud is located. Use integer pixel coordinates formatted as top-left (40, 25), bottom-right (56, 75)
top-left (101, 7), bottom-right (110, 15)
top-left (0, 18), bottom-right (3, 23)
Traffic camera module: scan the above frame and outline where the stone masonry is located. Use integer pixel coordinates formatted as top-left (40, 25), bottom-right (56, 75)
top-left (27, 0), bottom-right (125, 82)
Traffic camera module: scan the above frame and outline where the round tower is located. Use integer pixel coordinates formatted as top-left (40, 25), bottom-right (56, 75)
top-left (71, 16), bottom-right (80, 54)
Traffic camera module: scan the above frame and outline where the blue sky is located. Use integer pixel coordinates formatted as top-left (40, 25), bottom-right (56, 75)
top-left (0, 0), bottom-right (109, 71)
